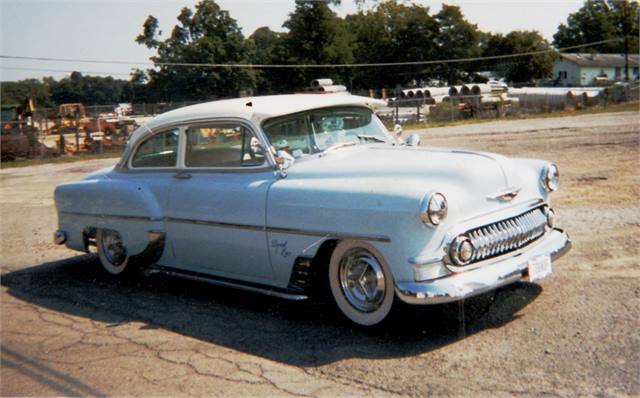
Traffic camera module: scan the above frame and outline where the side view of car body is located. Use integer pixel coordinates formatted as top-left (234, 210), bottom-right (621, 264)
top-left (54, 93), bottom-right (571, 326)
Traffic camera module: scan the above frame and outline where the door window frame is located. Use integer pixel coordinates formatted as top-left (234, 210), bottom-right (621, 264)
top-left (128, 127), bottom-right (181, 171)
top-left (123, 118), bottom-right (277, 173)
top-left (179, 118), bottom-right (275, 172)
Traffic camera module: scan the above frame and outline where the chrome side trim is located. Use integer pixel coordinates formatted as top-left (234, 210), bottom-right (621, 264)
top-left (60, 211), bottom-right (159, 222)
top-left (408, 255), bottom-right (442, 266)
top-left (266, 226), bottom-right (391, 243)
top-left (60, 211), bottom-right (391, 242)
top-left (146, 266), bottom-right (309, 301)
top-left (165, 217), bottom-right (264, 232)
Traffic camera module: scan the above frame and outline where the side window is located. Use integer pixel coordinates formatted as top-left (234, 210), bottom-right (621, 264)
top-left (185, 124), bottom-right (265, 168)
top-left (131, 129), bottom-right (179, 168)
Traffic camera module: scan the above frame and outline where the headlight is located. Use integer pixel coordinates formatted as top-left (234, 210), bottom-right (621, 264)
top-left (450, 235), bottom-right (474, 266)
top-left (542, 163), bottom-right (560, 192)
top-left (421, 192), bottom-right (448, 225)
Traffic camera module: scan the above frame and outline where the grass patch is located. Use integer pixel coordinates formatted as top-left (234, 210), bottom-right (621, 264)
top-left (399, 100), bottom-right (639, 131)
top-left (1, 152), bottom-right (121, 169)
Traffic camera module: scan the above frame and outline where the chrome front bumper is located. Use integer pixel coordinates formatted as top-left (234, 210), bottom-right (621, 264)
top-left (395, 228), bottom-right (571, 305)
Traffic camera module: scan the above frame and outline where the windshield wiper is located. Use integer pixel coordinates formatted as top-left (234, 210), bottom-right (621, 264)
top-left (356, 134), bottom-right (387, 143)
top-left (320, 141), bottom-right (357, 156)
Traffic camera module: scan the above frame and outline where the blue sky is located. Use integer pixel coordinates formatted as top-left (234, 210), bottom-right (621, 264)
top-left (0, 0), bottom-right (584, 82)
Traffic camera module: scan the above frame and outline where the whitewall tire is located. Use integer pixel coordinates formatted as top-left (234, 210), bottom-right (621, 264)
top-left (96, 228), bottom-right (130, 275)
top-left (329, 240), bottom-right (395, 326)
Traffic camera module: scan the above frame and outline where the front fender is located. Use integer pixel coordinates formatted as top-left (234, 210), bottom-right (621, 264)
top-left (266, 177), bottom-right (431, 287)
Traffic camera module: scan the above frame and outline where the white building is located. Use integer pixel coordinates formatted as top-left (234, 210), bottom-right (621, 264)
top-left (553, 53), bottom-right (639, 86)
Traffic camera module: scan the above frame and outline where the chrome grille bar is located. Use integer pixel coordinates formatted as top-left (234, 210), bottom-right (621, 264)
top-left (468, 207), bottom-right (547, 263)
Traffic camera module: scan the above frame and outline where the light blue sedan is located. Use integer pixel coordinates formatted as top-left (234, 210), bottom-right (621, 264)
top-left (54, 94), bottom-right (571, 326)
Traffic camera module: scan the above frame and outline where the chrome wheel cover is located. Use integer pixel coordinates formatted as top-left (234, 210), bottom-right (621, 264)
top-left (99, 230), bottom-right (127, 267)
top-left (338, 248), bottom-right (386, 312)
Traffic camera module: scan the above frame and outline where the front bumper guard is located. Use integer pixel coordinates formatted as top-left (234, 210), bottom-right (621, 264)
top-left (395, 228), bottom-right (571, 305)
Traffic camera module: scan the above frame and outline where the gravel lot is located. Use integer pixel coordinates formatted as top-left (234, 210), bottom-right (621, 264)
top-left (1, 111), bottom-right (638, 397)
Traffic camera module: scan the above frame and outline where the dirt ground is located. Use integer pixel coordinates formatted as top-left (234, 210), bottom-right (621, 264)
top-left (1, 111), bottom-right (638, 397)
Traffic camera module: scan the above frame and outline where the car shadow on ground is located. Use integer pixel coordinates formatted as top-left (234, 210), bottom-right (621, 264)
top-left (2, 255), bottom-right (541, 367)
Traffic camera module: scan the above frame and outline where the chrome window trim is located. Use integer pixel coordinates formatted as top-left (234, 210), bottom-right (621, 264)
top-left (122, 117), bottom-right (278, 172)
top-left (180, 118), bottom-right (274, 171)
top-left (127, 127), bottom-right (182, 170)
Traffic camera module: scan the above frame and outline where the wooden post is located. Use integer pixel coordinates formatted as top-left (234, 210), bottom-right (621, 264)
top-left (58, 116), bottom-right (64, 155)
top-left (75, 113), bottom-right (80, 154)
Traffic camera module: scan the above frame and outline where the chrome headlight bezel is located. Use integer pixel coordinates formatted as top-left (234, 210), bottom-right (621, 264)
top-left (420, 192), bottom-right (448, 226)
top-left (542, 163), bottom-right (560, 192)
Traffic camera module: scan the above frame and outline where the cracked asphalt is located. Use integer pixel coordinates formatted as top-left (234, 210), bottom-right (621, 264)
top-left (1, 111), bottom-right (639, 397)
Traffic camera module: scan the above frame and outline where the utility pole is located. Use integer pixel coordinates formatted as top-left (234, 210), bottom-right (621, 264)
top-left (623, 0), bottom-right (629, 81)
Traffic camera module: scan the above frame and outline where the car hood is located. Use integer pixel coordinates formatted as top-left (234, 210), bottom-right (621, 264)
top-left (280, 144), bottom-right (541, 219)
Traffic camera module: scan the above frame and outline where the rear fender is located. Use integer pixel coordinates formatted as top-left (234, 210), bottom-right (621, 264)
top-left (55, 179), bottom-right (164, 255)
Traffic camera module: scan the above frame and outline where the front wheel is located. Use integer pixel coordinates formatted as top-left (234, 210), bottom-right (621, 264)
top-left (329, 240), bottom-right (395, 326)
top-left (96, 228), bottom-right (131, 275)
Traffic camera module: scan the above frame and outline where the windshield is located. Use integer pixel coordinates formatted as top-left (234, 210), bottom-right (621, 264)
top-left (262, 106), bottom-right (393, 158)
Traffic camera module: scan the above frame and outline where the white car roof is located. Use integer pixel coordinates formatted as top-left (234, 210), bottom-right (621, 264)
top-left (119, 93), bottom-right (386, 168)
top-left (143, 93), bottom-right (386, 132)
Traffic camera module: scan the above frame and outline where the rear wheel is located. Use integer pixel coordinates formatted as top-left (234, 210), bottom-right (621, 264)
top-left (96, 228), bottom-right (131, 275)
top-left (329, 240), bottom-right (395, 326)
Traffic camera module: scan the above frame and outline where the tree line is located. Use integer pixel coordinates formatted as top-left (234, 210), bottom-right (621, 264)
top-left (2, 0), bottom-right (637, 106)
top-left (1, 72), bottom-right (143, 109)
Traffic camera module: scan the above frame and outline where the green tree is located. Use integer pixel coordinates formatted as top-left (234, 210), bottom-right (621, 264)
top-left (0, 78), bottom-right (54, 108)
top-left (247, 27), bottom-right (290, 94)
top-left (136, 0), bottom-right (256, 101)
top-left (282, 0), bottom-right (355, 89)
top-left (482, 31), bottom-right (556, 83)
top-left (553, 0), bottom-right (639, 53)
top-left (433, 5), bottom-right (482, 84)
top-left (346, 1), bottom-right (438, 89)
top-left (48, 72), bottom-right (135, 105)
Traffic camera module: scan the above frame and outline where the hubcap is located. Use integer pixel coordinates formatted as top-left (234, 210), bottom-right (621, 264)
top-left (338, 249), bottom-right (386, 312)
top-left (100, 230), bottom-right (127, 266)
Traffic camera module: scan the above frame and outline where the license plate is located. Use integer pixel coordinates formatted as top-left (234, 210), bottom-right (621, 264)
top-left (528, 255), bottom-right (552, 282)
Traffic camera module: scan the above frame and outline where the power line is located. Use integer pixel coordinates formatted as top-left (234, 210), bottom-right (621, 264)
top-left (0, 38), bottom-right (622, 69)
top-left (0, 66), bottom-right (132, 77)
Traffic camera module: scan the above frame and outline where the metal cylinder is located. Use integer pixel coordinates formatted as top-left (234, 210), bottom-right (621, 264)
top-left (311, 78), bottom-right (333, 87)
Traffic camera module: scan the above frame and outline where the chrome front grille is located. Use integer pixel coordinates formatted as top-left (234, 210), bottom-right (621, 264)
top-left (467, 207), bottom-right (547, 263)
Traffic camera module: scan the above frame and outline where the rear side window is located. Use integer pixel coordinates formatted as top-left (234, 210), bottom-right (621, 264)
top-left (185, 124), bottom-right (265, 168)
top-left (131, 129), bottom-right (179, 168)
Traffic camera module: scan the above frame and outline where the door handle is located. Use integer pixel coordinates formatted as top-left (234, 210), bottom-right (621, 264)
top-left (173, 172), bottom-right (192, 180)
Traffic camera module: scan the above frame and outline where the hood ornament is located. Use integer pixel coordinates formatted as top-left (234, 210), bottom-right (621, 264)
top-left (487, 187), bottom-right (520, 201)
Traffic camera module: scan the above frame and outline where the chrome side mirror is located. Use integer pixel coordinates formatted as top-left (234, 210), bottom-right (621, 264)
top-left (406, 133), bottom-right (421, 147)
top-left (275, 149), bottom-right (295, 169)
top-left (394, 124), bottom-right (403, 138)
